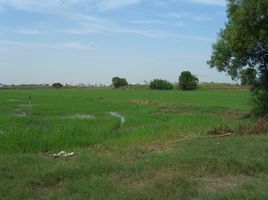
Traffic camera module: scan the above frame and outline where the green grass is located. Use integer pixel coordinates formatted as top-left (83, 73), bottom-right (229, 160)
top-left (0, 88), bottom-right (267, 199)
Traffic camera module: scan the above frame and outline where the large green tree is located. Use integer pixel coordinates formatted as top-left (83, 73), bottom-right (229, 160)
top-left (112, 77), bottom-right (128, 88)
top-left (178, 71), bottom-right (199, 90)
top-left (240, 68), bottom-right (257, 86)
top-left (208, 0), bottom-right (268, 116)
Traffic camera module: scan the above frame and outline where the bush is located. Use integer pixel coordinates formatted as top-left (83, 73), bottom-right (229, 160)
top-left (149, 79), bottom-right (174, 90)
top-left (253, 91), bottom-right (268, 117)
top-left (178, 71), bottom-right (198, 90)
top-left (52, 82), bottom-right (63, 88)
top-left (112, 77), bottom-right (128, 88)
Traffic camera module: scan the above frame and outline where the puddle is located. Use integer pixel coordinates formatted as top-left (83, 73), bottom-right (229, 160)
top-left (14, 112), bottom-right (27, 117)
top-left (109, 112), bottom-right (126, 124)
top-left (64, 114), bottom-right (96, 119)
top-left (19, 104), bottom-right (37, 107)
top-left (0, 129), bottom-right (5, 135)
top-left (9, 99), bottom-right (22, 102)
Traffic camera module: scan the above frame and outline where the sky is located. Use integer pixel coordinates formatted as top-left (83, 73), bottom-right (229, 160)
top-left (0, 0), bottom-right (235, 85)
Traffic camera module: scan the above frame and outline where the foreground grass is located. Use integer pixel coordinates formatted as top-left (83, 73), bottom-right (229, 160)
top-left (0, 88), bottom-right (267, 199)
top-left (1, 136), bottom-right (267, 200)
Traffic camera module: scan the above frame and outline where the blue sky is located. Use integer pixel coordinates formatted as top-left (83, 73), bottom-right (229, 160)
top-left (0, 0), bottom-right (233, 85)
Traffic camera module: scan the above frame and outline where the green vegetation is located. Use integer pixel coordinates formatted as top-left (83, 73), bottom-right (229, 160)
top-left (112, 77), bottom-right (128, 88)
top-left (179, 71), bottom-right (199, 90)
top-left (208, 0), bottom-right (268, 116)
top-left (52, 83), bottom-right (63, 89)
top-left (240, 68), bottom-right (257, 86)
top-left (149, 79), bottom-right (174, 90)
top-left (0, 88), bottom-right (267, 199)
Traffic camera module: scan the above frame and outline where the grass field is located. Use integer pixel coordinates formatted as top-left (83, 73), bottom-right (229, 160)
top-left (0, 88), bottom-right (267, 199)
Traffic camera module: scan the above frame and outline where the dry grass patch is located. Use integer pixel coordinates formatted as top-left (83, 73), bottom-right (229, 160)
top-left (198, 175), bottom-right (252, 192)
top-left (35, 185), bottom-right (55, 198)
top-left (130, 99), bottom-right (160, 106)
top-left (217, 109), bottom-right (248, 120)
top-left (123, 168), bottom-right (177, 190)
top-left (238, 115), bottom-right (268, 135)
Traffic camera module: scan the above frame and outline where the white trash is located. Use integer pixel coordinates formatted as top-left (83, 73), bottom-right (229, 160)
top-left (63, 114), bottom-right (95, 119)
top-left (109, 112), bottom-right (126, 124)
top-left (53, 151), bottom-right (75, 158)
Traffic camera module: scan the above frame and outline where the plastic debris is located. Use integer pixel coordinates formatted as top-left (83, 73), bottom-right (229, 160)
top-left (14, 112), bottom-right (27, 117)
top-left (63, 114), bottom-right (95, 119)
top-left (9, 99), bottom-right (22, 102)
top-left (109, 112), bottom-right (125, 124)
top-left (53, 151), bottom-right (75, 158)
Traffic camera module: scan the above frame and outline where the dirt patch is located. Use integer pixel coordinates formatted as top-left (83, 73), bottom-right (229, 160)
top-left (35, 186), bottom-right (54, 198)
top-left (130, 99), bottom-right (160, 106)
top-left (146, 143), bottom-right (173, 153)
top-left (124, 168), bottom-right (176, 190)
top-left (217, 109), bottom-right (248, 120)
top-left (159, 104), bottom-right (194, 113)
top-left (198, 175), bottom-right (252, 192)
top-left (207, 124), bottom-right (233, 136)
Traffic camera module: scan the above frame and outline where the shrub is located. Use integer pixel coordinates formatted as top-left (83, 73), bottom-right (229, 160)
top-left (149, 79), bottom-right (174, 90)
top-left (253, 91), bottom-right (268, 117)
top-left (52, 82), bottom-right (63, 88)
top-left (178, 71), bottom-right (198, 90)
top-left (112, 77), bottom-right (128, 88)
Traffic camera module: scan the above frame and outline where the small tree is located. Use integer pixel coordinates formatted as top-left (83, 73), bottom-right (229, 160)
top-left (178, 71), bottom-right (198, 90)
top-left (112, 77), bottom-right (128, 88)
top-left (52, 82), bottom-right (63, 88)
top-left (240, 68), bottom-right (257, 86)
top-left (149, 79), bottom-right (174, 90)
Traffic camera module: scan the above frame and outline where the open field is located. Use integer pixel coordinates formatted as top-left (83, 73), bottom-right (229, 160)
top-left (0, 88), bottom-right (267, 199)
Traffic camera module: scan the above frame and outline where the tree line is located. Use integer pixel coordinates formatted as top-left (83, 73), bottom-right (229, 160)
top-left (111, 71), bottom-right (199, 91)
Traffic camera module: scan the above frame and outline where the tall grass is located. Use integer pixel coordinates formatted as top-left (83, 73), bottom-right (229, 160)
top-left (0, 88), bottom-right (252, 153)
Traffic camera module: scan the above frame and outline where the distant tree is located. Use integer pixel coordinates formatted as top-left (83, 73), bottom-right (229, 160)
top-left (178, 71), bottom-right (199, 90)
top-left (240, 68), bottom-right (257, 86)
top-left (112, 77), bottom-right (128, 88)
top-left (52, 82), bottom-right (63, 88)
top-left (207, 0), bottom-right (268, 116)
top-left (149, 79), bottom-right (174, 90)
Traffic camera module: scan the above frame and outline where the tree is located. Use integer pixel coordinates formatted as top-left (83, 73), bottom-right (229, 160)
top-left (178, 71), bottom-right (199, 90)
top-left (240, 68), bottom-right (257, 86)
top-left (149, 79), bottom-right (174, 90)
top-left (208, 0), bottom-right (268, 116)
top-left (112, 77), bottom-right (128, 88)
top-left (52, 82), bottom-right (63, 88)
